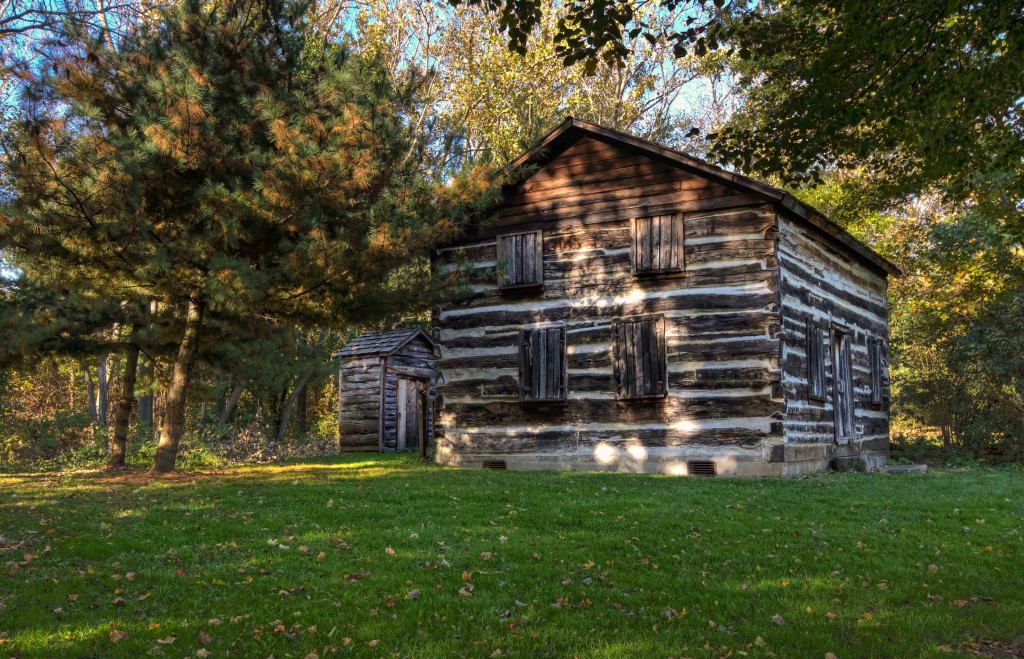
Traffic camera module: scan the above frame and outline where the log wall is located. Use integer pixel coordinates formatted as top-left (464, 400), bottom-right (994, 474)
top-left (337, 356), bottom-right (383, 450)
top-left (776, 214), bottom-right (891, 463)
top-left (433, 136), bottom-right (788, 474)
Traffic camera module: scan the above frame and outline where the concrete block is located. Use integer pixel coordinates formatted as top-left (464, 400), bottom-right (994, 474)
top-left (876, 464), bottom-right (928, 475)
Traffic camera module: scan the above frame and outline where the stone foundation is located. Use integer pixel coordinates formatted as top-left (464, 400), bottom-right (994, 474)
top-left (435, 439), bottom-right (888, 478)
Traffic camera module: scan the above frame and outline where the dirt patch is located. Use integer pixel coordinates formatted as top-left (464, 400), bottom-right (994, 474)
top-left (962, 638), bottom-right (1024, 658)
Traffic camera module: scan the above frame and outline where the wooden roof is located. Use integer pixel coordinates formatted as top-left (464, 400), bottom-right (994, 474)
top-left (503, 118), bottom-right (900, 277)
top-left (335, 328), bottom-right (433, 358)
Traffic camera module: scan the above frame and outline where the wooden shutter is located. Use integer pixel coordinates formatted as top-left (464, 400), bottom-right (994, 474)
top-left (806, 320), bottom-right (826, 401)
top-left (497, 230), bottom-right (543, 288)
top-left (832, 330), bottom-right (854, 441)
top-left (869, 339), bottom-right (884, 405)
top-left (518, 324), bottom-right (566, 401)
top-left (633, 215), bottom-right (683, 274)
top-left (614, 316), bottom-right (667, 398)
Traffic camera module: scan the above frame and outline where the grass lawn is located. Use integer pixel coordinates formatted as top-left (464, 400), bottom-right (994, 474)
top-left (1, 456), bottom-right (1022, 658)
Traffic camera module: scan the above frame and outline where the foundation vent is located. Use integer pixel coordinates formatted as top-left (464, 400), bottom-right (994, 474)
top-left (482, 460), bottom-right (507, 470)
top-left (687, 460), bottom-right (717, 477)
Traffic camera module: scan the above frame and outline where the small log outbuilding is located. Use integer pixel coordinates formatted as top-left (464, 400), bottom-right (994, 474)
top-left (431, 118), bottom-right (900, 476)
top-left (336, 329), bottom-right (435, 452)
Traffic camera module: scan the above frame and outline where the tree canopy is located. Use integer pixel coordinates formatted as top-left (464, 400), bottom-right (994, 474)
top-left (1, 0), bottom-right (495, 471)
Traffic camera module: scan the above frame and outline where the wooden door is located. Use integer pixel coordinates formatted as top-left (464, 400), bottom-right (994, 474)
top-left (396, 378), bottom-right (423, 451)
top-left (831, 330), bottom-right (854, 443)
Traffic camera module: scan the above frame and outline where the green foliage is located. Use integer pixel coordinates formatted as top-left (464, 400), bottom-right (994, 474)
top-left (0, 409), bottom-right (93, 468)
top-left (1, 457), bottom-right (1023, 655)
top-left (352, 0), bottom-right (718, 169)
top-left (716, 1), bottom-right (1023, 196)
top-left (793, 169), bottom-right (1024, 460)
top-left (1, 0), bottom-right (498, 470)
top-left (450, 0), bottom-right (726, 72)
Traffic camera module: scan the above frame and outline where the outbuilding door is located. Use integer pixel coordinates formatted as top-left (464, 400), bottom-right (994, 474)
top-left (396, 378), bottom-right (425, 451)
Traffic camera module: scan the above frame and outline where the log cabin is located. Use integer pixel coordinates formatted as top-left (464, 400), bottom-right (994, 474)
top-left (335, 329), bottom-right (434, 452)
top-left (430, 118), bottom-right (899, 476)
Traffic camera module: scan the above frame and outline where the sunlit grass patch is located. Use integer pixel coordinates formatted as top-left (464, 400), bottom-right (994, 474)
top-left (1, 455), bottom-right (1022, 657)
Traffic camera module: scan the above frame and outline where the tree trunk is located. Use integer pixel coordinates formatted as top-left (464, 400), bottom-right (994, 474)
top-left (137, 354), bottom-right (153, 432)
top-left (97, 353), bottom-right (109, 427)
top-left (152, 297), bottom-right (204, 474)
top-left (296, 380), bottom-right (308, 436)
top-left (214, 372), bottom-right (229, 421)
top-left (218, 380), bottom-right (247, 426)
top-left (109, 344), bottom-right (139, 468)
top-left (81, 360), bottom-right (98, 424)
top-left (276, 373), bottom-right (313, 442)
top-left (940, 422), bottom-right (952, 459)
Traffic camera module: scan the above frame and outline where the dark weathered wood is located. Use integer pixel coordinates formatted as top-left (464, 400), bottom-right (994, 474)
top-left (338, 332), bottom-right (435, 452)
top-left (433, 125), bottom-right (892, 471)
top-left (497, 230), bottom-right (543, 289)
top-left (518, 324), bottom-right (566, 401)
top-left (868, 338), bottom-right (882, 405)
top-left (806, 319), bottom-right (826, 401)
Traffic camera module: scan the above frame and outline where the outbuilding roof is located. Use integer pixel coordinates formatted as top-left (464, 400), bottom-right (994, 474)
top-left (501, 117), bottom-right (900, 277)
top-left (335, 328), bottom-right (433, 358)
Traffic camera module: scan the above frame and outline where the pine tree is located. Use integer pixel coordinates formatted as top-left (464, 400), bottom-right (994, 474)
top-left (1, 0), bottom-right (495, 472)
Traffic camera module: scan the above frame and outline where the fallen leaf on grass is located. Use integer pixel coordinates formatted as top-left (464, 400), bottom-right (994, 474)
top-left (407, 588), bottom-right (421, 600)
top-left (197, 632), bottom-right (211, 644)
top-left (367, 639), bottom-right (380, 647)
top-left (459, 584), bottom-right (475, 597)
top-left (125, 572), bottom-right (136, 581)
top-left (156, 636), bottom-right (175, 645)
top-left (771, 614), bottom-right (784, 626)
top-left (385, 547), bottom-right (396, 555)
top-left (825, 612), bottom-right (838, 620)
top-left (196, 650), bottom-right (209, 658)
top-left (207, 618), bottom-right (221, 626)
top-left (109, 630), bottom-right (128, 643)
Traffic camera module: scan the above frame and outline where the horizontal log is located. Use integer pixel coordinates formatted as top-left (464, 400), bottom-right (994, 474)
top-left (497, 184), bottom-right (737, 223)
top-left (436, 290), bottom-right (776, 330)
top-left (440, 424), bottom-right (773, 452)
top-left (438, 396), bottom-right (781, 428)
top-left (474, 194), bottom-right (765, 239)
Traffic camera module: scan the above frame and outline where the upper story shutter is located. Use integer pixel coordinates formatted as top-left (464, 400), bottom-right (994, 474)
top-left (497, 230), bottom-right (544, 288)
top-left (633, 215), bottom-right (684, 274)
